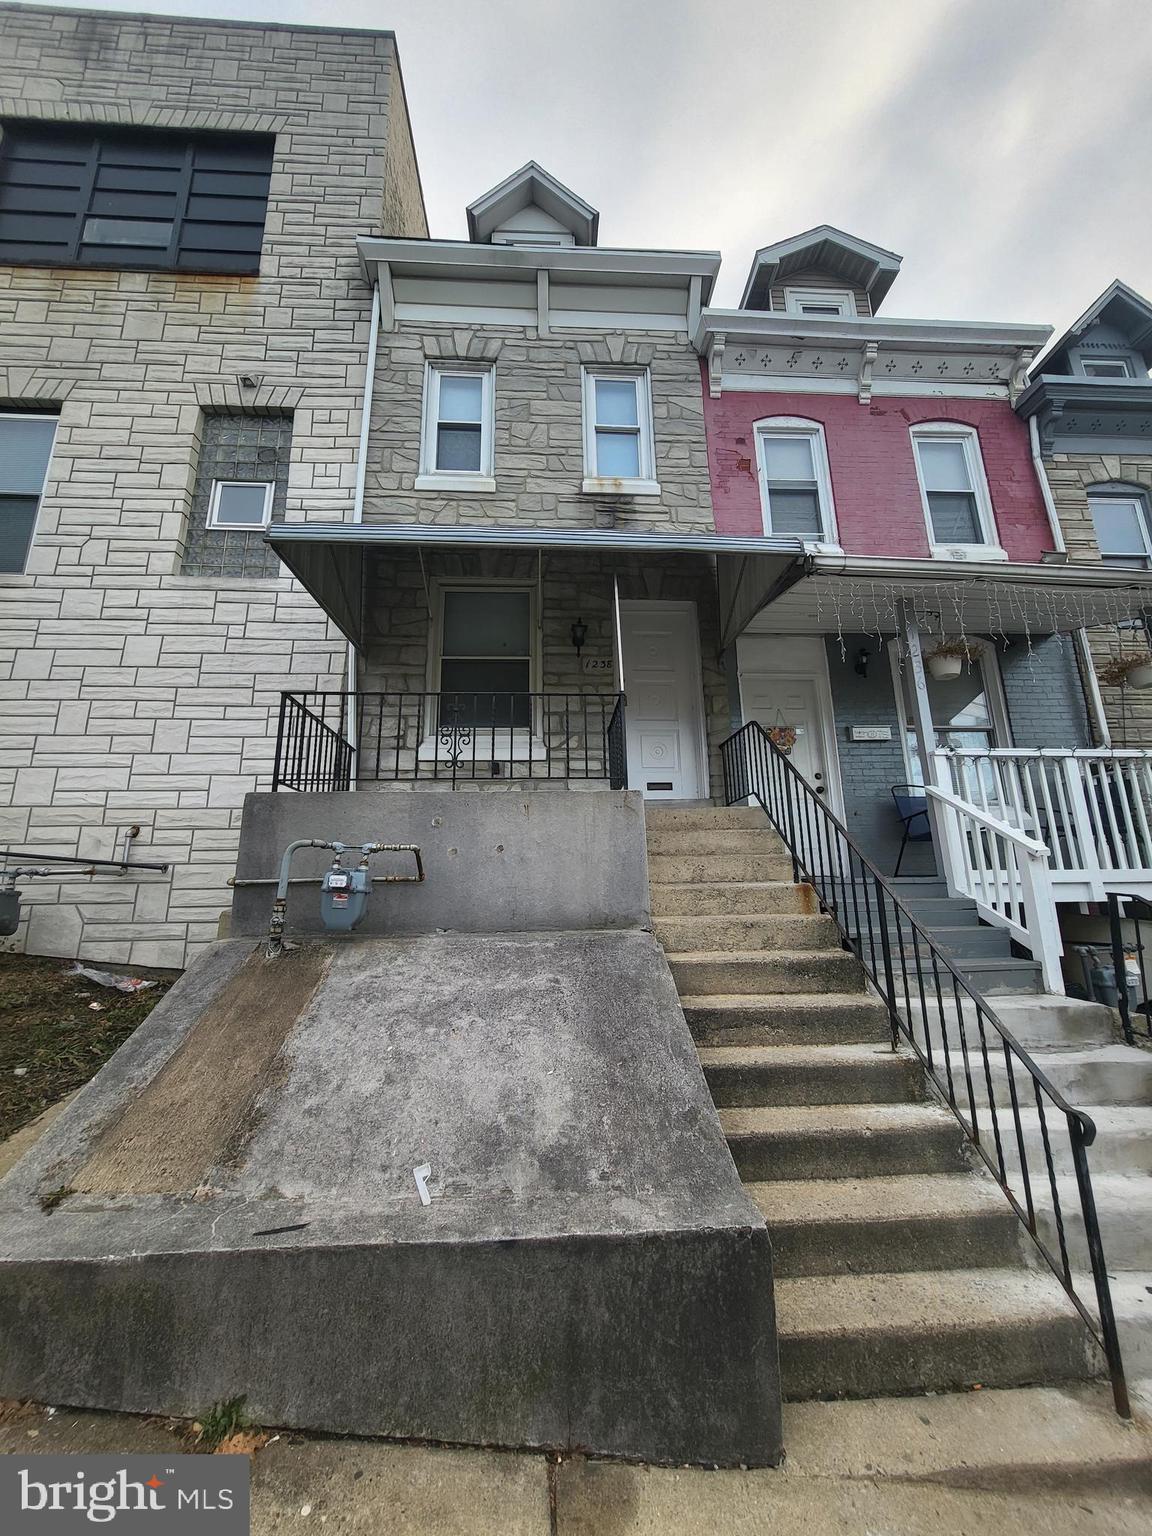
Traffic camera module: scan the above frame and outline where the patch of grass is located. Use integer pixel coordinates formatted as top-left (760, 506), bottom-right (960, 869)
top-left (0, 952), bottom-right (176, 1140)
top-left (192, 1395), bottom-right (256, 1451)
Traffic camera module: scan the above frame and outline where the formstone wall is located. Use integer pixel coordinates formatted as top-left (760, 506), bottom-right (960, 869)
top-left (1046, 451), bottom-right (1152, 746)
top-left (0, 7), bottom-right (425, 966)
top-left (365, 325), bottom-right (714, 532)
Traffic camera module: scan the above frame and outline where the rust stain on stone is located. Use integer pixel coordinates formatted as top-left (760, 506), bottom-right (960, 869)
top-left (74, 945), bottom-right (331, 1196)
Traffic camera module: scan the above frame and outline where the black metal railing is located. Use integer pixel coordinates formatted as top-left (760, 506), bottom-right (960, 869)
top-left (1107, 893), bottom-right (1152, 1044)
top-left (272, 690), bottom-right (628, 791)
top-left (721, 720), bottom-right (1130, 1417)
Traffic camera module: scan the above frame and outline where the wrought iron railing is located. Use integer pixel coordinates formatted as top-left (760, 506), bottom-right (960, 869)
top-left (1106, 893), bottom-right (1152, 1044)
top-left (721, 719), bottom-right (1130, 1417)
top-left (272, 690), bottom-right (628, 791)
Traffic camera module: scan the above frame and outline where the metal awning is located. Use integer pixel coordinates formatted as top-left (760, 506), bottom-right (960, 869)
top-left (744, 554), bottom-right (1152, 638)
top-left (264, 522), bottom-right (804, 649)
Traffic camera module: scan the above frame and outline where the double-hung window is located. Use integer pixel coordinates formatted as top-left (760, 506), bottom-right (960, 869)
top-left (417, 365), bottom-right (495, 490)
top-left (581, 369), bottom-right (658, 494)
top-left (755, 419), bottom-right (836, 544)
top-left (1089, 490), bottom-right (1152, 568)
top-left (0, 412), bottom-right (58, 574)
top-left (436, 587), bottom-right (534, 729)
top-left (911, 426), bottom-right (1000, 555)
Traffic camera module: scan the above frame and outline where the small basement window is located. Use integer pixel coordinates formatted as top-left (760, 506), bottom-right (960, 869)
top-left (0, 121), bottom-right (273, 275)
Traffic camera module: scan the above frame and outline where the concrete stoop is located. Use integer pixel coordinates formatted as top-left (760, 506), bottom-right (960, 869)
top-left (646, 804), bottom-right (1105, 1407)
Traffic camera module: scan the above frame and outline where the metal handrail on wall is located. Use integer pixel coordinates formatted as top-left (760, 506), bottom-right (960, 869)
top-left (720, 719), bottom-right (1130, 1417)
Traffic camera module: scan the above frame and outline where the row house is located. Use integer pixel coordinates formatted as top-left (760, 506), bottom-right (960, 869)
top-left (0, 6), bottom-right (426, 966)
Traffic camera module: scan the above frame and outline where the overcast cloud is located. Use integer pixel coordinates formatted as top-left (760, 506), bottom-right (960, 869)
top-left (44, 0), bottom-right (1152, 331)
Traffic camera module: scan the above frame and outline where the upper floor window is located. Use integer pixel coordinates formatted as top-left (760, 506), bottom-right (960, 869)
top-left (755, 419), bottom-right (837, 544)
top-left (0, 412), bottom-right (58, 574)
top-left (1089, 488), bottom-right (1152, 568)
top-left (581, 369), bottom-right (658, 494)
top-left (784, 288), bottom-right (854, 318)
top-left (0, 122), bottom-right (273, 275)
top-left (1081, 357), bottom-right (1135, 379)
top-left (182, 413), bottom-right (290, 580)
top-left (910, 425), bottom-right (1000, 554)
top-left (417, 364), bottom-right (495, 492)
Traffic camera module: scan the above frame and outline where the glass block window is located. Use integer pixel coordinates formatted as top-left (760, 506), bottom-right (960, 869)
top-left (182, 414), bottom-right (291, 579)
top-left (0, 122), bottom-right (273, 275)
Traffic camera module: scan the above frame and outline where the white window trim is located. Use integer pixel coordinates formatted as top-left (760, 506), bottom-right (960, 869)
top-left (206, 478), bottom-right (274, 530)
top-left (420, 577), bottom-right (544, 756)
top-left (0, 410), bottom-right (60, 577)
top-left (580, 367), bottom-right (660, 497)
top-left (753, 416), bottom-right (841, 550)
top-left (1080, 356), bottom-right (1135, 379)
top-left (1088, 488), bottom-right (1152, 566)
top-left (888, 636), bottom-right (1013, 786)
top-left (416, 361), bottom-right (497, 493)
top-left (784, 287), bottom-right (855, 318)
top-left (910, 422), bottom-right (1006, 561)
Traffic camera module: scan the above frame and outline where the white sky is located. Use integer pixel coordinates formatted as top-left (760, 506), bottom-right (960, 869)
top-left (32, 0), bottom-right (1152, 331)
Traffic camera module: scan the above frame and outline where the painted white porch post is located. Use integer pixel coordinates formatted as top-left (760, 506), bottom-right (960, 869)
top-left (899, 607), bottom-right (963, 896)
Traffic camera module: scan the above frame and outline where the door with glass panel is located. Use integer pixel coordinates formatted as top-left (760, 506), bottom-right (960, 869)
top-left (435, 587), bottom-right (534, 730)
top-left (898, 647), bottom-right (1005, 806)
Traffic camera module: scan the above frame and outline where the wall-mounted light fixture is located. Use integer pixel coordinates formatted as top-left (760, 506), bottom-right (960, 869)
top-left (570, 618), bottom-right (588, 658)
top-left (854, 646), bottom-right (870, 678)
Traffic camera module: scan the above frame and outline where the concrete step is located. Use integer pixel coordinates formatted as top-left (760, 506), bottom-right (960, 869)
top-left (650, 880), bottom-right (813, 917)
top-left (986, 1106), bottom-right (1152, 1181)
top-left (644, 805), bottom-right (766, 829)
top-left (962, 1045), bottom-right (1152, 1108)
top-left (645, 827), bottom-right (787, 856)
top-left (699, 1043), bottom-right (923, 1107)
top-left (655, 913), bottom-right (841, 954)
top-left (647, 852), bottom-right (796, 885)
top-left (749, 1173), bottom-right (1022, 1277)
top-left (775, 1267), bottom-right (1099, 1399)
top-left (1036, 1175), bottom-right (1152, 1269)
top-left (668, 949), bottom-right (864, 997)
top-left (906, 993), bottom-right (1117, 1054)
top-left (719, 1101), bottom-right (969, 1181)
top-left (857, 894), bottom-right (983, 926)
top-left (951, 956), bottom-right (1044, 995)
top-left (883, 925), bottom-right (1015, 959)
top-left (683, 992), bottom-right (892, 1048)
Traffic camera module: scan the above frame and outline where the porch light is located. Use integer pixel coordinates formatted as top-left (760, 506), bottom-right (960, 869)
top-left (570, 618), bottom-right (588, 657)
top-left (854, 646), bottom-right (870, 677)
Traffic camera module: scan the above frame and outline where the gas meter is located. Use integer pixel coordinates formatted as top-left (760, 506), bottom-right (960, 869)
top-left (267, 837), bottom-right (424, 956)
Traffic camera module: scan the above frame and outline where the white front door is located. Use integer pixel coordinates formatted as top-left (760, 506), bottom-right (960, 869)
top-left (618, 601), bottom-right (706, 799)
top-left (737, 637), bottom-right (839, 810)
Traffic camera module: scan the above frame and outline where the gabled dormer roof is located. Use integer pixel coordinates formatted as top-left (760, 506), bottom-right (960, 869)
top-left (1035, 279), bottom-right (1152, 375)
top-left (740, 225), bottom-right (902, 312)
top-left (466, 162), bottom-right (599, 247)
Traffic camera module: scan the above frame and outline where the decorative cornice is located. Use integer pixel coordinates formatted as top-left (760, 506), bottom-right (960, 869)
top-left (857, 341), bottom-right (878, 404)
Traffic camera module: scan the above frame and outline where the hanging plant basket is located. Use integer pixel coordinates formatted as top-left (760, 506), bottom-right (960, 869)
top-left (767, 724), bottom-right (798, 754)
top-left (1098, 654), bottom-right (1152, 690)
top-left (1126, 662), bottom-right (1152, 690)
top-left (927, 653), bottom-right (964, 681)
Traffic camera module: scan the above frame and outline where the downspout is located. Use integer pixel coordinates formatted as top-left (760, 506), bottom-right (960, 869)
top-left (1029, 413), bottom-right (1111, 746)
top-left (346, 280), bottom-right (383, 781)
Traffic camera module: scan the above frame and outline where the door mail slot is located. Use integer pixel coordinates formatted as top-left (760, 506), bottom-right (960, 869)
top-left (646, 781), bottom-right (674, 791)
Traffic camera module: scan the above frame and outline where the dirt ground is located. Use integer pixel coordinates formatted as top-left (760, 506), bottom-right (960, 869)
top-left (0, 952), bottom-right (176, 1139)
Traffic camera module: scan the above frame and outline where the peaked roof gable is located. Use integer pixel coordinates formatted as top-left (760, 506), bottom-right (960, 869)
top-left (740, 224), bottom-right (902, 311)
top-left (466, 162), bottom-right (599, 246)
top-left (1036, 279), bottom-right (1152, 374)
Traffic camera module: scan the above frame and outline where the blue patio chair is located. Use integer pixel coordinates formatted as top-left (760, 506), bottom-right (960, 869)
top-left (891, 783), bottom-right (931, 876)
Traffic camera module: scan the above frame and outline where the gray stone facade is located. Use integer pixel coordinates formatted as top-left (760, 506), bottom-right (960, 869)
top-left (0, 7), bottom-right (426, 966)
top-left (365, 326), bottom-right (713, 532)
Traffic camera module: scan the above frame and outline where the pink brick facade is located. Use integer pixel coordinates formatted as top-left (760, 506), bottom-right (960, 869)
top-left (702, 384), bottom-right (1052, 561)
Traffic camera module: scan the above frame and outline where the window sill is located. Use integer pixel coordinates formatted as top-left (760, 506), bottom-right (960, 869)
top-left (581, 477), bottom-right (662, 498)
top-left (418, 732), bottom-right (548, 763)
top-left (930, 545), bottom-right (1009, 563)
top-left (415, 473), bottom-right (497, 494)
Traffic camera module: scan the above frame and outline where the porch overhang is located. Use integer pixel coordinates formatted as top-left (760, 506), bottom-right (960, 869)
top-left (264, 522), bottom-right (804, 650)
top-left (744, 553), bottom-right (1152, 637)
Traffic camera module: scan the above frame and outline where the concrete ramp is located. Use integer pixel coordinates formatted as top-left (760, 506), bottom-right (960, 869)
top-left (0, 926), bottom-right (780, 1465)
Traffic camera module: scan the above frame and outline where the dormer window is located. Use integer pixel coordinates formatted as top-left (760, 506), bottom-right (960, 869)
top-left (784, 288), bottom-right (855, 318)
top-left (1082, 357), bottom-right (1135, 379)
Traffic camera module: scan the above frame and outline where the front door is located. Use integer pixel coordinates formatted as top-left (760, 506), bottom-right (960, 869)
top-left (737, 661), bottom-right (837, 808)
top-left (618, 601), bottom-right (706, 799)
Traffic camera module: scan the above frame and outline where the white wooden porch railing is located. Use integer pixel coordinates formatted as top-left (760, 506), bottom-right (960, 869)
top-left (924, 780), bottom-right (1065, 993)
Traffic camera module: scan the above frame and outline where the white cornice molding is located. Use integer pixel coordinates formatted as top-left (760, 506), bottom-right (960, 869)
top-left (695, 310), bottom-right (1051, 355)
top-left (358, 237), bottom-right (720, 296)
